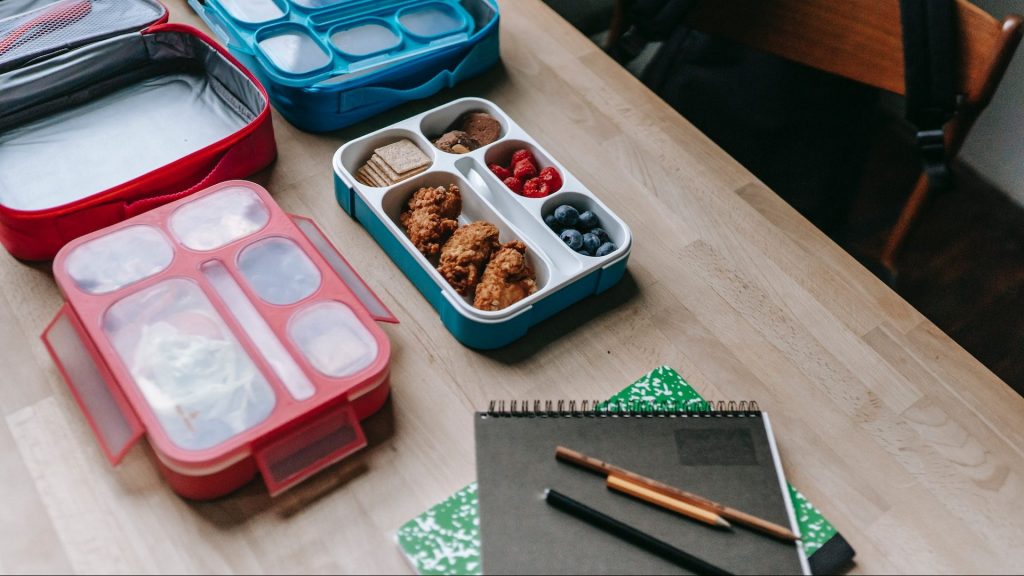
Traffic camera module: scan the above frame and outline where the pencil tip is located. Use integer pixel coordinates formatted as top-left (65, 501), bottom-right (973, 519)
top-left (716, 517), bottom-right (732, 529)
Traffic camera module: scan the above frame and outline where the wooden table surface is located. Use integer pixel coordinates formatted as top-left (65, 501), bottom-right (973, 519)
top-left (4, 0), bottom-right (1024, 573)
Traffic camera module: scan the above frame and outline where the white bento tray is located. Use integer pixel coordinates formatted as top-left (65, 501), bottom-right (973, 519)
top-left (332, 97), bottom-right (632, 348)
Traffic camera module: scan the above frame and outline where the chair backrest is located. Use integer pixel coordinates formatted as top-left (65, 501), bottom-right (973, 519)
top-left (682, 0), bottom-right (1022, 110)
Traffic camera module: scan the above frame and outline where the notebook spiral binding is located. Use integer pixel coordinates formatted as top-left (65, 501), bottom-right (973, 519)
top-left (484, 399), bottom-right (760, 417)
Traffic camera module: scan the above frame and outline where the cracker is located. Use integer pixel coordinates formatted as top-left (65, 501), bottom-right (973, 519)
top-left (375, 139), bottom-right (430, 174)
top-left (369, 154), bottom-right (427, 183)
top-left (357, 165), bottom-right (388, 188)
top-left (362, 163), bottom-right (391, 187)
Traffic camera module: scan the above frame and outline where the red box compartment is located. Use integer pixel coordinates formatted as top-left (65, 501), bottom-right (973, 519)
top-left (42, 180), bottom-right (397, 499)
top-left (0, 0), bottom-right (276, 260)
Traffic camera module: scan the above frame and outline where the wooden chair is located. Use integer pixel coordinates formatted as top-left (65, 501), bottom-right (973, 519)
top-left (610, 0), bottom-right (1022, 279)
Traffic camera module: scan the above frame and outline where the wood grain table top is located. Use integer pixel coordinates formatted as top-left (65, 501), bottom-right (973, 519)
top-left (2, 1), bottom-right (1023, 573)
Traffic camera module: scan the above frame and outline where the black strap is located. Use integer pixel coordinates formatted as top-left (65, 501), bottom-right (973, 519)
top-left (900, 0), bottom-right (958, 190)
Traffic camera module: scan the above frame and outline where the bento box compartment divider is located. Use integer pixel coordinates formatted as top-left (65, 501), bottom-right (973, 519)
top-left (201, 260), bottom-right (316, 401)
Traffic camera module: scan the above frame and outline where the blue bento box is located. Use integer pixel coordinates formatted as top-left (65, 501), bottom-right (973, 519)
top-left (188, 0), bottom-right (500, 132)
top-left (332, 98), bottom-right (633, 349)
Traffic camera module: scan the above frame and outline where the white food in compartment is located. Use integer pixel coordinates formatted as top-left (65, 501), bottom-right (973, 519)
top-left (169, 186), bottom-right (269, 251)
top-left (258, 29), bottom-right (331, 75)
top-left (103, 279), bottom-right (276, 451)
top-left (289, 302), bottom-right (377, 378)
top-left (238, 237), bottom-right (321, 305)
top-left (66, 225), bottom-right (173, 294)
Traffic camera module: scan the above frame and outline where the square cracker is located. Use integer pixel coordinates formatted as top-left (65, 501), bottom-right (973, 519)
top-left (363, 161), bottom-right (393, 186)
top-left (357, 165), bottom-right (389, 187)
top-left (369, 154), bottom-right (427, 183)
top-left (375, 139), bottom-right (430, 174)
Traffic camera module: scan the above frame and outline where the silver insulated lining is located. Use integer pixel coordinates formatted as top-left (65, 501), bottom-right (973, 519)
top-left (0, 29), bottom-right (266, 212)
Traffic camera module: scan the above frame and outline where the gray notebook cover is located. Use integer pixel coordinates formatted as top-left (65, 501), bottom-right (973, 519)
top-left (476, 412), bottom-right (810, 575)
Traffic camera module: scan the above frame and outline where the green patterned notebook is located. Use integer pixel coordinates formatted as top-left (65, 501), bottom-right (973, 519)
top-left (397, 366), bottom-right (846, 575)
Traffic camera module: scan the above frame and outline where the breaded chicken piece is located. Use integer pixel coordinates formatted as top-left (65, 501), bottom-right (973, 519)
top-left (400, 184), bottom-right (462, 261)
top-left (437, 221), bottom-right (500, 296)
top-left (473, 240), bottom-right (538, 311)
top-left (402, 210), bottom-right (458, 261)
top-left (402, 184), bottom-right (461, 220)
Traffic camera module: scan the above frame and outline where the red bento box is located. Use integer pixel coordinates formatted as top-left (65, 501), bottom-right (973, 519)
top-left (42, 181), bottom-right (397, 499)
top-left (0, 0), bottom-right (276, 260)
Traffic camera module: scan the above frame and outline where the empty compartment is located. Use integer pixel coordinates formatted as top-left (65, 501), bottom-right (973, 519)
top-left (381, 171), bottom-right (552, 313)
top-left (421, 99), bottom-right (508, 153)
top-left (257, 25), bottom-right (332, 76)
top-left (0, 31), bottom-right (266, 212)
top-left (330, 20), bottom-right (401, 58)
top-left (397, 3), bottom-right (467, 39)
top-left (170, 186), bottom-right (270, 251)
top-left (541, 191), bottom-right (630, 259)
top-left (289, 301), bottom-right (378, 378)
top-left (338, 128), bottom-right (435, 188)
top-left (483, 139), bottom-right (563, 197)
top-left (219, 0), bottom-right (286, 24)
top-left (238, 237), bottom-right (322, 305)
top-left (102, 278), bottom-right (277, 451)
top-left (65, 225), bottom-right (173, 295)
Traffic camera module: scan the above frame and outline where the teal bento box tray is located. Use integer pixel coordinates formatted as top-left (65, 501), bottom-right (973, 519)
top-left (332, 98), bottom-right (632, 349)
top-left (188, 0), bottom-right (500, 132)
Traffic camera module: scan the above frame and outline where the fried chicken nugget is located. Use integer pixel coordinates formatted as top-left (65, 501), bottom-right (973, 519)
top-left (473, 240), bottom-right (538, 311)
top-left (400, 184), bottom-right (463, 261)
top-left (401, 210), bottom-right (458, 261)
top-left (437, 221), bottom-right (500, 296)
top-left (402, 184), bottom-right (461, 220)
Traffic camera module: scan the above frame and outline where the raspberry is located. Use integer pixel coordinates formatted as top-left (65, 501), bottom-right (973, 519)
top-left (522, 178), bottom-right (551, 198)
top-left (538, 166), bottom-right (562, 192)
top-left (503, 176), bottom-right (524, 193)
top-left (511, 149), bottom-right (536, 167)
top-left (513, 159), bottom-right (538, 180)
top-left (488, 163), bottom-right (511, 180)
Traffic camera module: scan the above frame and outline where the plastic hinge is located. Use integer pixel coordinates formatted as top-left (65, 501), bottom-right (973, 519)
top-left (291, 215), bottom-right (397, 323)
top-left (41, 304), bottom-right (143, 465)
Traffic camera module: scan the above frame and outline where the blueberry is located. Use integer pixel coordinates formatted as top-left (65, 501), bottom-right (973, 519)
top-left (577, 248), bottom-right (593, 256)
top-left (582, 232), bottom-right (601, 254)
top-left (577, 210), bottom-right (599, 230)
top-left (544, 213), bottom-right (562, 231)
top-left (553, 205), bottom-right (579, 227)
top-left (560, 228), bottom-right (583, 251)
top-left (595, 242), bottom-right (617, 257)
top-left (590, 227), bottom-right (609, 242)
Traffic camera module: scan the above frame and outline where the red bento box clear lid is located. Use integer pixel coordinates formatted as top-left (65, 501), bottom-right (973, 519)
top-left (43, 180), bottom-right (396, 494)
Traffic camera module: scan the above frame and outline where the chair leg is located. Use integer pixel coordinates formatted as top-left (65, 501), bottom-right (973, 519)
top-left (880, 172), bottom-right (931, 278)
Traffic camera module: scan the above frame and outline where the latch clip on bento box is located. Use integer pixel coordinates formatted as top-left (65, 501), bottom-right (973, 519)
top-left (42, 181), bottom-right (396, 499)
top-left (0, 0), bottom-right (276, 260)
top-left (333, 98), bottom-right (632, 349)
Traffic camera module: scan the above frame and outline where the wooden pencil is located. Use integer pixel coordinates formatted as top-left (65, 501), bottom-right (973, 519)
top-left (607, 473), bottom-right (731, 528)
top-left (555, 445), bottom-right (801, 542)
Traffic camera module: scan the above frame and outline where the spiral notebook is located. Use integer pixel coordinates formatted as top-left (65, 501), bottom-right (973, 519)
top-left (395, 366), bottom-right (854, 575)
top-left (475, 401), bottom-right (810, 575)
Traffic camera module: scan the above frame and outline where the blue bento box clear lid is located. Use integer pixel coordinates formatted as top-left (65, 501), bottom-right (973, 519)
top-left (189, 0), bottom-right (500, 131)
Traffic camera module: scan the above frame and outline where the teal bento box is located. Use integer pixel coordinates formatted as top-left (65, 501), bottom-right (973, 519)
top-left (332, 98), bottom-right (632, 349)
top-left (188, 0), bottom-right (500, 132)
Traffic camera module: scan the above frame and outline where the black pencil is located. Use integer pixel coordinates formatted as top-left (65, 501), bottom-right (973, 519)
top-left (545, 488), bottom-right (733, 576)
